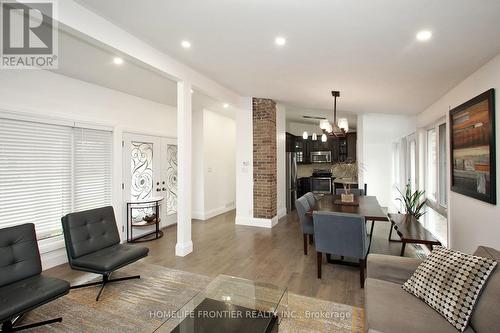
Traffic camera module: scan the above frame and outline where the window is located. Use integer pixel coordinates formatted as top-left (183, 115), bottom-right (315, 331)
top-left (0, 117), bottom-right (112, 240)
top-left (426, 128), bottom-right (437, 202)
top-left (409, 140), bottom-right (416, 190)
top-left (438, 123), bottom-right (447, 207)
top-left (425, 121), bottom-right (447, 212)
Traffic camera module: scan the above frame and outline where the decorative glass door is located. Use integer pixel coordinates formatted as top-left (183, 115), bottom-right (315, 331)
top-left (123, 133), bottom-right (177, 238)
top-left (164, 144), bottom-right (178, 215)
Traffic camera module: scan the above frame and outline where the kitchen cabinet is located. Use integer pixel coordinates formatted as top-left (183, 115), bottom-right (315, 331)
top-left (286, 132), bottom-right (295, 152)
top-left (297, 177), bottom-right (311, 197)
top-left (294, 137), bottom-right (306, 164)
top-left (286, 132), bottom-right (356, 163)
top-left (347, 132), bottom-right (357, 162)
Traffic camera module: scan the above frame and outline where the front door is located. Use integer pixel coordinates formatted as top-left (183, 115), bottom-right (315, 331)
top-left (122, 133), bottom-right (177, 240)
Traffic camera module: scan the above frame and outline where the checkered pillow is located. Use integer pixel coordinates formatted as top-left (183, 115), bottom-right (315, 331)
top-left (403, 246), bottom-right (497, 332)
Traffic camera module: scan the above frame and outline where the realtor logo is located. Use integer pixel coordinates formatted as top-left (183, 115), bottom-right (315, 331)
top-left (1, 0), bottom-right (58, 69)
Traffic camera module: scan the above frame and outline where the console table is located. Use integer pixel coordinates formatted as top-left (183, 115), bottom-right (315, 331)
top-left (388, 213), bottom-right (442, 256)
top-left (126, 197), bottom-right (164, 243)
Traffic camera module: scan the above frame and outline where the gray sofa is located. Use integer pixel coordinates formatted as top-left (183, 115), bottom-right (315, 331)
top-left (365, 246), bottom-right (500, 333)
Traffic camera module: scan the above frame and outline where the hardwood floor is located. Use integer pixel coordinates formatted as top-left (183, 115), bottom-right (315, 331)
top-left (45, 208), bottom-right (411, 308)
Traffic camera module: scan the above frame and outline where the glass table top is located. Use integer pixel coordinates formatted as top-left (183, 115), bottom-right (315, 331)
top-left (155, 274), bottom-right (288, 332)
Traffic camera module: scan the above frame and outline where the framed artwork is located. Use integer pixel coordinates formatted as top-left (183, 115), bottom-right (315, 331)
top-left (450, 89), bottom-right (496, 204)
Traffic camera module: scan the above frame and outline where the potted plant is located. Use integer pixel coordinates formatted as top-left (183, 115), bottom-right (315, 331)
top-left (333, 161), bottom-right (359, 203)
top-left (396, 182), bottom-right (426, 219)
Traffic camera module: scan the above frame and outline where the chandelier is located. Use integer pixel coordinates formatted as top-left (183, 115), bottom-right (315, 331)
top-left (319, 91), bottom-right (348, 138)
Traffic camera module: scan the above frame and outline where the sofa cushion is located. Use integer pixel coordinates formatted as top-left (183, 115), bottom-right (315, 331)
top-left (365, 278), bottom-right (475, 333)
top-left (402, 246), bottom-right (496, 332)
top-left (470, 246), bottom-right (500, 333)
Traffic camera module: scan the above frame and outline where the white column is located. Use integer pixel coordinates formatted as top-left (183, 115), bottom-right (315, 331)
top-left (175, 81), bottom-right (193, 256)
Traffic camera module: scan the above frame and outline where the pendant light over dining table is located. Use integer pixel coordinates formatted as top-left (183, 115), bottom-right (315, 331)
top-left (320, 91), bottom-right (348, 137)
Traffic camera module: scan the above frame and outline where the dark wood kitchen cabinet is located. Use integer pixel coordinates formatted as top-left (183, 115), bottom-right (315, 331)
top-left (347, 132), bottom-right (357, 161)
top-left (286, 132), bottom-right (356, 163)
top-left (286, 132), bottom-right (295, 152)
top-left (297, 177), bottom-right (311, 197)
top-left (286, 132), bottom-right (308, 164)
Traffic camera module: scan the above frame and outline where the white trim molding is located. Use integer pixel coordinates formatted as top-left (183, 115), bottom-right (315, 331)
top-left (235, 215), bottom-right (279, 228)
top-left (192, 204), bottom-right (236, 221)
top-left (175, 241), bottom-right (193, 257)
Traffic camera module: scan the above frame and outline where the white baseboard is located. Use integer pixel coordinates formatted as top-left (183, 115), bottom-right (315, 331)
top-left (175, 241), bottom-right (193, 257)
top-left (235, 215), bottom-right (279, 228)
top-left (41, 248), bottom-right (68, 270)
top-left (277, 207), bottom-right (287, 219)
top-left (192, 211), bottom-right (205, 220)
top-left (192, 204), bottom-right (235, 221)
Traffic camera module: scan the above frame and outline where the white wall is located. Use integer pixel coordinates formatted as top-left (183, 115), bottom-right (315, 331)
top-left (286, 121), bottom-right (324, 137)
top-left (200, 110), bottom-right (236, 219)
top-left (0, 70), bottom-right (177, 268)
top-left (417, 53), bottom-right (500, 253)
top-left (358, 113), bottom-right (416, 210)
top-left (235, 98), bottom-right (255, 226)
top-left (191, 106), bottom-right (205, 216)
top-left (276, 104), bottom-right (287, 219)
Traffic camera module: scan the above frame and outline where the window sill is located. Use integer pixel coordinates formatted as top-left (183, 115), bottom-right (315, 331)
top-left (38, 235), bottom-right (65, 254)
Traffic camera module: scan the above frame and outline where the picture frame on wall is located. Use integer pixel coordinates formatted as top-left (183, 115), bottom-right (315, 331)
top-left (449, 89), bottom-right (496, 204)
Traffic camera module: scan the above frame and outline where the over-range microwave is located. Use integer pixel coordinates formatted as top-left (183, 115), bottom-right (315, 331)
top-left (311, 151), bottom-right (332, 164)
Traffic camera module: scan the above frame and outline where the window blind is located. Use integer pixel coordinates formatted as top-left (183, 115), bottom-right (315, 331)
top-left (73, 128), bottom-right (112, 212)
top-left (0, 117), bottom-right (113, 240)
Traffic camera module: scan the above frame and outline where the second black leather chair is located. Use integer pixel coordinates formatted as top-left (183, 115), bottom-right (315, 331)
top-left (61, 206), bottom-right (149, 301)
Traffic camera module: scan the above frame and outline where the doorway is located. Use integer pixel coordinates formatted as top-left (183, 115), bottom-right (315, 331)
top-left (122, 133), bottom-right (177, 240)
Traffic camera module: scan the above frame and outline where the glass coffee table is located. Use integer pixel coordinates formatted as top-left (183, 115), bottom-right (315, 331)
top-left (155, 275), bottom-right (288, 333)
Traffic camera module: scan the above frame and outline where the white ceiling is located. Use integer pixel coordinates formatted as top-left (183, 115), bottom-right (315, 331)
top-left (54, 29), bottom-right (236, 118)
top-left (74, 0), bottom-right (500, 117)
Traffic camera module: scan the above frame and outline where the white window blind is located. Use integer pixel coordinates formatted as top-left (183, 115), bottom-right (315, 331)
top-left (73, 128), bottom-right (113, 212)
top-left (0, 117), bottom-right (112, 240)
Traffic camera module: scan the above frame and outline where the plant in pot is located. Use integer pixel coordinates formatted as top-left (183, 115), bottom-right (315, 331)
top-left (396, 182), bottom-right (426, 220)
top-left (333, 161), bottom-right (360, 203)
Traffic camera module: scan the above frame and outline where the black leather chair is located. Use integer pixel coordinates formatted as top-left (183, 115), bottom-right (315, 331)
top-left (0, 223), bottom-right (69, 332)
top-left (61, 206), bottom-right (149, 301)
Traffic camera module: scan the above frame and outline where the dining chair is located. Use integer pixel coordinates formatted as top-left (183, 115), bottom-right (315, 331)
top-left (304, 192), bottom-right (316, 208)
top-left (295, 196), bottom-right (314, 255)
top-left (313, 211), bottom-right (370, 288)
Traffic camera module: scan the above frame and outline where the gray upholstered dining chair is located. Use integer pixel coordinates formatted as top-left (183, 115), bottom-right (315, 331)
top-left (295, 196), bottom-right (314, 255)
top-left (313, 211), bottom-right (370, 288)
top-left (335, 188), bottom-right (365, 196)
top-left (304, 192), bottom-right (316, 208)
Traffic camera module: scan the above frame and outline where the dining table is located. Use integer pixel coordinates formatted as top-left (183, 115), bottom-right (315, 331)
top-left (306, 194), bottom-right (389, 248)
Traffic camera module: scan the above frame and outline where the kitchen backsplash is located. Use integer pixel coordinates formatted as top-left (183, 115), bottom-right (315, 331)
top-left (297, 164), bottom-right (333, 178)
top-left (297, 163), bottom-right (358, 178)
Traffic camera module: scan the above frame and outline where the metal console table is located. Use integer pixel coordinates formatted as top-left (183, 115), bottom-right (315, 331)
top-left (126, 197), bottom-right (164, 243)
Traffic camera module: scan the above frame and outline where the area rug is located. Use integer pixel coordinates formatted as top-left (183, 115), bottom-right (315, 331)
top-left (20, 263), bottom-right (364, 332)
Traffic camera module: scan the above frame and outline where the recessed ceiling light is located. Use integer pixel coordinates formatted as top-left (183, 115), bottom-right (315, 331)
top-left (275, 36), bottom-right (286, 46)
top-left (181, 40), bottom-right (191, 49)
top-left (113, 57), bottom-right (124, 65)
top-left (223, 103), bottom-right (229, 108)
top-left (190, 89), bottom-right (194, 94)
top-left (416, 30), bottom-right (432, 42)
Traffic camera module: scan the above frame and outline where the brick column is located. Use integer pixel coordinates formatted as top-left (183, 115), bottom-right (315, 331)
top-left (253, 98), bottom-right (277, 219)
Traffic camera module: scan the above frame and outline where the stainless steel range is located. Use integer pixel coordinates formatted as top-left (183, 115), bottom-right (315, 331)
top-left (311, 169), bottom-right (332, 194)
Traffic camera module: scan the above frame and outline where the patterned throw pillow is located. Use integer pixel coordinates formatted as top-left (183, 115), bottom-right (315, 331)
top-left (402, 246), bottom-right (497, 332)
